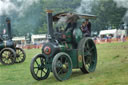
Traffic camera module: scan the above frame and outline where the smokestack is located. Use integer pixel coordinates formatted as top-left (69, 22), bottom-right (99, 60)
top-left (6, 17), bottom-right (12, 39)
top-left (46, 10), bottom-right (54, 39)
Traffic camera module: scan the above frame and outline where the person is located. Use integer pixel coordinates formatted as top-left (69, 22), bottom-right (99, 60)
top-left (121, 35), bottom-right (126, 42)
top-left (64, 13), bottom-right (78, 48)
top-left (64, 13), bottom-right (78, 32)
top-left (81, 19), bottom-right (91, 37)
top-left (81, 22), bottom-right (86, 32)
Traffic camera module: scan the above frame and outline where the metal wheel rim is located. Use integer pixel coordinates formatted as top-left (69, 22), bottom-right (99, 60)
top-left (52, 52), bottom-right (72, 81)
top-left (84, 39), bottom-right (97, 72)
top-left (30, 54), bottom-right (50, 80)
top-left (0, 48), bottom-right (15, 65)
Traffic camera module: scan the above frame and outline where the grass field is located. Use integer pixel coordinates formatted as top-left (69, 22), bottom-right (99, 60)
top-left (0, 42), bottom-right (128, 85)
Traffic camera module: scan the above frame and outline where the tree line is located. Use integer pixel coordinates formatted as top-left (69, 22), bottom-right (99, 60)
top-left (0, 0), bottom-right (127, 36)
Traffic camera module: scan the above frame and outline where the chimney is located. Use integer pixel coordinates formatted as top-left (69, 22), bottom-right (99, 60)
top-left (46, 10), bottom-right (54, 39)
top-left (6, 17), bottom-right (12, 39)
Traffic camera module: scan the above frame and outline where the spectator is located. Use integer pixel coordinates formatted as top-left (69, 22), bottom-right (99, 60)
top-left (81, 19), bottom-right (91, 37)
top-left (121, 35), bottom-right (126, 42)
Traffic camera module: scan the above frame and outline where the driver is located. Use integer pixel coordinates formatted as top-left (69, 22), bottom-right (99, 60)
top-left (64, 19), bottom-right (77, 32)
top-left (64, 13), bottom-right (78, 32)
top-left (64, 13), bottom-right (78, 48)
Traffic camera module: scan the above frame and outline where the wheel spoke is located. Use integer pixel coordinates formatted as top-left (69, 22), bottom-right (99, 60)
top-left (17, 52), bottom-right (23, 55)
top-left (40, 57), bottom-right (44, 65)
top-left (57, 68), bottom-right (63, 74)
top-left (64, 57), bottom-right (68, 64)
top-left (84, 52), bottom-right (89, 56)
top-left (89, 47), bottom-right (94, 52)
top-left (42, 70), bottom-right (46, 74)
top-left (86, 63), bottom-right (90, 68)
top-left (3, 52), bottom-right (8, 57)
top-left (2, 58), bottom-right (6, 62)
top-left (36, 69), bottom-right (39, 75)
top-left (60, 56), bottom-right (63, 63)
top-left (16, 57), bottom-right (20, 61)
top-left (35, 60), bottom-right (39, 66)
top-left (16, 51), bottom-right (23, 56)
top-left (41, 70), bottom-right (43, 77)
top-left (91, 60), bottom-right (95, 64)
top-left (86, 42), bottom-right (90, 49)
top-left (40, 57), bottom-right (42, 63)
top-left (16, 50), bottom-right (20, 54)
top-left (4, 51), bottom-right (8, 56)
top-left (34, 67), bottom-right (38, 69)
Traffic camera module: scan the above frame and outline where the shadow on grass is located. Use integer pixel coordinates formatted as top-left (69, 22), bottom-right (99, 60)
top-left (113, 55), bottom-right (120, 59)
top-left (30, 69), bottom-right (85, 85)
top-left (0, 63), bottom-right (10, 67)
top-left (70, 69), bottom-right (83, 78)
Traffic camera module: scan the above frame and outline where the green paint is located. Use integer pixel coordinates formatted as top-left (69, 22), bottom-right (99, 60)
top-left (67, 49), bottom-right (78, 68)
top-left (65, 31), bottom-right (72, 43)
top-left (0, 42), bottom-right (5, 49)
top-left (73, 28), bottom-right (83, 44)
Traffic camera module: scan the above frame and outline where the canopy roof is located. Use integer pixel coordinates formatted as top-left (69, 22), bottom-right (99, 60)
top-left (53, 12), bottom-right (96, 22)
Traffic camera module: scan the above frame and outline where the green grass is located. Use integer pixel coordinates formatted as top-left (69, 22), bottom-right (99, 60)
top-left (0, 42), bottom-right (128, 85)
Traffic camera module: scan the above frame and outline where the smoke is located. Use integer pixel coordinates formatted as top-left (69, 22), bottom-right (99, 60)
top-left (57, 16), bottom-right (68, 26)
top-left (0, 0), bottom-right (17, 16)
top-left (113, 0), bottom-right (128, 24)
top-left (17, 0), bottom-right (39, 17)
top-left (0, 0), bottom-right (42, 36)
top-left (0, 0), bottom-right (39, 17)
top-left (76, 0), bottom-right (97, 14)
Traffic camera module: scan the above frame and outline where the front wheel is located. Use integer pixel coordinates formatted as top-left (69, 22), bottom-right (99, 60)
top-left (30, 54), bottom-right (50, 80)
top-left (0, 48), bottom-right (16, 65)
top-left (52, 52), bottom-right (72, 81)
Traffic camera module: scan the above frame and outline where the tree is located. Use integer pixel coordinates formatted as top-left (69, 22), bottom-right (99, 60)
top-left (91, 0), bottom-right (126, 32)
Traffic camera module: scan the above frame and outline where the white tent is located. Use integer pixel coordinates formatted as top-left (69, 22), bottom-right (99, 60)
top-left (31, 34), bottom-right (46, 44)
top-left (12, 36), bottom-right (26, 45)
top-left (99, 29), bottom-right (127, 38)
top-left (12, 36), bottom-right (25, 41)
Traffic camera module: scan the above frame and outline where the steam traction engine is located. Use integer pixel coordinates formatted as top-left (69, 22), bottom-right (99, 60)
top-left (0, 18), bottom-right (26, 65)
top-left (30, 10), bottom-right (97, 81)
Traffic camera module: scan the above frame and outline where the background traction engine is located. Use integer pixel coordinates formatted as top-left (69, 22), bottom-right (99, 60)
top-left (0, 18), bottom-right (26, 65)
top-left (30, 11), bottom-right (97, 81)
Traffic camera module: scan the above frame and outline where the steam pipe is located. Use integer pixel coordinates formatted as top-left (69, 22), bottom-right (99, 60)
top-left (6, 17), bottom-right (12, 40)
top-left (46, 10), bottom-right (54, 39)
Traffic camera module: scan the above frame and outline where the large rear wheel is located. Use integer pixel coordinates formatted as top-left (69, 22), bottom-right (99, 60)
top-left (79, 38), bottom-right (97, 73)
top-left (0, 48), bottom-right (16, 65)
top-left (30, 54), bottom-right (50, 80)
top-left (52, 52), bottom-right (72, 81)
